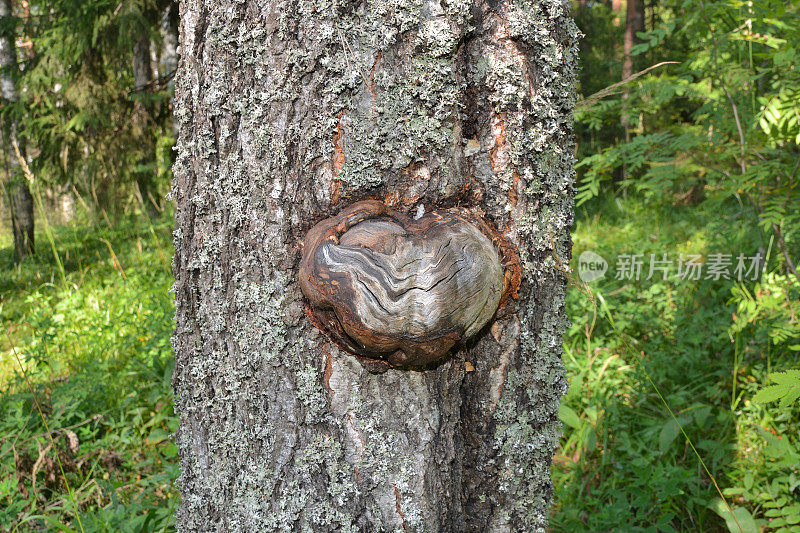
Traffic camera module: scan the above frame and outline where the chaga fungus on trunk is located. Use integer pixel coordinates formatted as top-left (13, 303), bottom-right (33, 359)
top-left (299, 200), bottom-right (520, 372)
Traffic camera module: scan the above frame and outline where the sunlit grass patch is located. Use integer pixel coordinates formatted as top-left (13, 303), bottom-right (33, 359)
top-left (0, 213), bottom-right (179, 532)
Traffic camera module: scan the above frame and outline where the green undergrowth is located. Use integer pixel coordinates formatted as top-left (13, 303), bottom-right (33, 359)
top-left (552, 194), bottom-right (800, 532)
top-left (2, 195), bottom-right (798, 532)
top-left (0, 213), bottom-right (178, 532)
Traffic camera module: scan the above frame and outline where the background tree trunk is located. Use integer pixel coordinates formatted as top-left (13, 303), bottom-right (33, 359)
top-left (621, 0), bottom-right (642, 184)
top-left (622, 0), bottom-right (642, 81)
top-left (132, 21), bottom-right (158, 216)
top-left (171, 0), bottom-right (578, 530)
top-left (160, 1), bottom-right (179, 84)
top-left (161, 0), bottom-right (179, 139)
top-left (0, 0), bottom-right (34, 262)
top-left (7, 173), bottom-right (33, 261)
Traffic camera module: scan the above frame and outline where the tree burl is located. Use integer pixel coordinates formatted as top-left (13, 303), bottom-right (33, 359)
top-left (299, 200), bottom-right (520, 371)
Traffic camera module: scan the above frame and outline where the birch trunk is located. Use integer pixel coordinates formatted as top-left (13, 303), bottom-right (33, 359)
top-left (171, 0), bottom-right (579, 530)
top-left (0, 0), bottom-right (33, 263)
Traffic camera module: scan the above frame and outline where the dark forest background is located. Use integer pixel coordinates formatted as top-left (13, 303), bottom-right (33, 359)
top-left (0, 0), bottom-right (798, 531)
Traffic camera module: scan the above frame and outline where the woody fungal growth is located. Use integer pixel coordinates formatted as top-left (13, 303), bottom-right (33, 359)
top-left (299, 200), bottom-right (518, 371)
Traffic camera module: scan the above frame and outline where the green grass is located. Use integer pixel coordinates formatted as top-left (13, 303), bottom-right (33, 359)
top-left (1, 196), bottom-right (797, 531)
top-left (0, 213), bottom-right (178, 532)
top-left (552, 194), bottom-right (800, 532)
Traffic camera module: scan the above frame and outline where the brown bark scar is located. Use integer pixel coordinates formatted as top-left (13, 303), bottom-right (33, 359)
top-left (488, 12), bottom-right (531, 209)
top-left (489, 114), bottom-right (507, 175)
top-left (346, 412), bottom-right (366, 481)
top-left (368, 51), bottom-right (381, 102)
top-left (490, 321), bottom-right (503, 343)
top-left (489, 314), bottom-right (519, 412)
top-left (321, 344), bottom-right (334, 396)
top-left (393, 484), bottom-right (409, 531)
top-left (392, 162), bottom-right (430, 210)
top-left (331, 111), bottom-right (345, 206)
top-left (489, 114), bottom-right (522, 210)
top-left (384, 190), bottom-right (400, 207)
top-left (509, 170), bottom-right (521, 207)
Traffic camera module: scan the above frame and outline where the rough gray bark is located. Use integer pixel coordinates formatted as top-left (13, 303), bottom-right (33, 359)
top-left (171, 0), bottom-right (578, 530)
top-left (0, 0), bottom-right (33, 263)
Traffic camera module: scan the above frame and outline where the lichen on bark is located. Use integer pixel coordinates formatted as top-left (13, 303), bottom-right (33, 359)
top-left (171, 0), bottom-right (578, 530)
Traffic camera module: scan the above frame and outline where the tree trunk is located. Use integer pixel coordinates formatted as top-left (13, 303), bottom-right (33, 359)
top-left (161, 0), bottom-right (179, 138)
top-left (132, 25), bottom-right (158, 217)
top-left (0, 0), bottom-right (34, 262)
top-left (622, 0), bottom-right (642, 81)
top-left (171, 0), bottom-right (578, 530)
top-left (8, 174), bottom-right (34, 261)
top-left (621, 0), bottom-right (642, 172)
top-left (161, 1), bottom-right (179, 90)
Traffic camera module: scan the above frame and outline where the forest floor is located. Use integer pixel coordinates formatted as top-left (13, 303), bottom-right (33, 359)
top-left (1, 196), bottom-right (797, 531)
top-left (0, 214), bottom-right (178, 532)
top-left (553, 195), bottom-right (798, 532)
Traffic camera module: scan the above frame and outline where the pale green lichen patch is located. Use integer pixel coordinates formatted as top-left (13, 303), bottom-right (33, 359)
top-left (306, 0), bottom-right (469, 197)
top-left (295, 357), bottom-right (329, 424)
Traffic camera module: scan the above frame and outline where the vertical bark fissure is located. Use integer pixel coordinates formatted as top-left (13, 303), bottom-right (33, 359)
top-left (171, 0), bottom-right (578, 530)
top-left (0, 0), bottom-right (34, 263)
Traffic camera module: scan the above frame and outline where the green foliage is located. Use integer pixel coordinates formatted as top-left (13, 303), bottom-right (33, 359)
top-left (4, 0), bottom-right (176, 214)
top-left (554, 195), bottom-right (800, 532)
top-left (559, 0), bottom-right (800, 529)
top-left (752, 370), bottom-right (800, 409)
top-left (575, 0), bottom-right (800, 220)
top-left (0, 213), bottom-right (178, 532)
top-left (731, 273), bottom-right (800, 346)
top-left (708, 497), bottom-right (759, 533)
